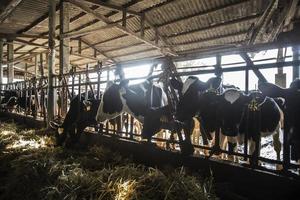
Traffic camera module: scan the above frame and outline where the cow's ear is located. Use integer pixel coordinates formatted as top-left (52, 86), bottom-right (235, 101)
top-left (170, 77), bottom-right (183, 91)
top-left (206, 77), bottom-right (222, 90)
top-left (120, 79), bottom-right (129, 88)
top-left (106, 81), bottom-right (114, 89)
top-left (258, 81), bottom-right (286, 98)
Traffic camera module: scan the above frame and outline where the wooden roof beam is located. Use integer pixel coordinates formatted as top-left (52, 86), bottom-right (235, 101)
top-left (14, 39), bottom-right (48, 49)
top-left (71, 52), bottom-right (100, 61)
top-left (79, 0), bottom-right (142, 16)
top-left (80, 38), bottom-right (117, 63)
top-left (68, 0), bottom-right (177, 57)
top-left (0, 0), bottom-right (23, 23)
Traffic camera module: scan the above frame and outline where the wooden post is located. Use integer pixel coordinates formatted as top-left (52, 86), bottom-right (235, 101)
top-left (140, 13), bottom-right (145, 38)
top-left (40, 53), bottom-right (47, 126)
top-left (59, 1), bottom-right (70, 116)
top-left (47, 0), bottom-right (56, 127)
top-left (78, 38), bottom-right (82, 54)
top-left (7, 41), bottom-right (14, 83)
top-left (122, 8), bottom-right (127, 27)
top-left (0, 39), bottom-right (3, 86)
top-left (34, 55), bottom-right (38, 77)
top-left (275, 48), bottom-right (286, 88)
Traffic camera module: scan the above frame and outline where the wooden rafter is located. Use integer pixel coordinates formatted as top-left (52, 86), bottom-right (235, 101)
top-left (0, 0), bottom-right (23, 23)
top-left (79, 0), bottom-right (142, 16)
top-left (68, 0), bottom-right (177, 56)
top-left (14, 39), bottom-right (48, 49)
top-left (0, 33), bottom-right (48, 40)
top-left (80, 38), bottom-right (117, 63)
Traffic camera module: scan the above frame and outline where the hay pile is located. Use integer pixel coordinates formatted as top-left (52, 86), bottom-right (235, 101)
top-left (0, 122), bottom-right (216, 200)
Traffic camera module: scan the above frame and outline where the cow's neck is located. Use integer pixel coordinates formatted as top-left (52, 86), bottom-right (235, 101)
top-left (120, 90), bottom-right (145, 123)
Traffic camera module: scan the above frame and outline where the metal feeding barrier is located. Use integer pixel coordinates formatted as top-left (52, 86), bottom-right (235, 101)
top-left (0, 60), bottom-right (299, 176)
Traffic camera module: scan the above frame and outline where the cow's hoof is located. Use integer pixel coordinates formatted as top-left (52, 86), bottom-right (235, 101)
top-left (180, 142), bottom-right (194, 156)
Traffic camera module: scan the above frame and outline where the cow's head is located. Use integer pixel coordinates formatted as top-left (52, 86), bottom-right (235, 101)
top-left (218, 88), bottom-right (251, 136)
top-left (95, 80), bottom-right (129, 122)
top-left (172, 76), bottom-right (222, 121)
top-left (259, 79), bottom-right (300, 130)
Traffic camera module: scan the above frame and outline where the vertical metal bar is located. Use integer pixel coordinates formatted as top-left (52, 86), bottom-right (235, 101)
top-left (244, 107), bottom-right (249, 161)
top-left (47, 0), bottom-right (56, 127)
top-left (245, 69), bottom-right (249, 94)
top-left (0, 39), bottom-right (3, 86)
top-left (283, 110), bottom-right (290, 171)
top-left (124, 113), bottom-right (128, 137)
top-left (97, 61), bottom-right (102, 99)
top-left (71, 69), bottom-right (75, 98)
top-left (85, 64), bottom-right (88, 99)
top-left (293, 46), bottom-right (300, 79)
top-left (29, 80), bottom-right (32, 116)
top-left (7, 41), bottom-right (14, 83)
top-left (130, 115), bottom-right (134, 139)
top-left (60, 1), bottom-right (70, 117)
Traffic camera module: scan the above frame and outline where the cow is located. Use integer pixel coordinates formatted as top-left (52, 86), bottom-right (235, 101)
top-left (172, 76), bottom-right (282, 164)
top-left (170, 76), bottom-right (223, 153)
top-left (259, 79), bottom-right (300, 165)
top-left (0, 90), bottom-right (18, 111)
top-left (95, 79), bottom-right (195, 155)
top-left (218, 89), bottom-right (283, 163)
top-left (51, 91), bottom-right (100, 146)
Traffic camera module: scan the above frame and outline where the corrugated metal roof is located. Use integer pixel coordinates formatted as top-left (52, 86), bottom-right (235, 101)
top-left (0, 0), bottom-right (299, 73)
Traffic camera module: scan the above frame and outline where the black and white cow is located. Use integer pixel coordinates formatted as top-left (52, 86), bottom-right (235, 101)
top-left (0, 90), bottom-right (18, 111)
top-left (219, 89), bottom-right (283, 162)
top-left (171, 76), bottom-right (223, 146)
top-left (259, 79), bottom-right (300, 163)
top-left (52, 91), bottom-right (100, 146)
top-left (95, 79), bottom-right (196, 155)
top-left (96, 79), bottom-right (168, 137)
top-left (173, 76), bottom-right (283, 162)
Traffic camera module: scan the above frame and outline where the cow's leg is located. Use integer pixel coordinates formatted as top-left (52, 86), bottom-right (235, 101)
top-left (73, 124), bottom-right (87, 145)
top-left (56, 125), bottom-right (71, 146)
top-left (180, 120), bottom-right (195, 156)
top-left (227, 136), bottom-right (238, 162)
top-left (219, 133), bottom-right (227, 160)
top-left (273, 124), bottom-right (283, 170)
top-left (248, 138), bottom-right (262, 166)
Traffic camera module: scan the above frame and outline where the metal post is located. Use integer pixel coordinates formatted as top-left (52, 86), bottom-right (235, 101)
top-left (97, 61), bottom-right (102, 99)
top-left (47, 0), bottom-right (56, 127)
top-left (0, 39), bottom-right (3, 86)
top-left (292, 46), bottom-right (300, 80)
top-left (59, 1), bottom-right (70, 116)
top-left (245, 69), bottom-right (249, 93)
top-left (7, 41), bottom-right (14, 83)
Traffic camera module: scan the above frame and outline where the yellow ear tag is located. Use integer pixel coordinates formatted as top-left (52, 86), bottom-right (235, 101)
top-left (58, 128), bottom-right (64, 135)
top-left (160, 115), bottom-right (168, 123)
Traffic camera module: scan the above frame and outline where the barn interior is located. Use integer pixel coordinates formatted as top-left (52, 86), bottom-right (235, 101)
top-left (0, 0), bottom-right (300, 199)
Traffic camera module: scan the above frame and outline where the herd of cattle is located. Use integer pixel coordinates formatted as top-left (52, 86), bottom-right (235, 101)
top-left (1, 76), bottom-right (300, 167)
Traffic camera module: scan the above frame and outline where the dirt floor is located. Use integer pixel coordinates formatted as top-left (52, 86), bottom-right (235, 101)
top-left (0, 121), bottom-right (216, 200)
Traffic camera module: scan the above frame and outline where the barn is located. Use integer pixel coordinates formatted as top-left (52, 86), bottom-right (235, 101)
top-left (0, 0), bottom-right (300, 199)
